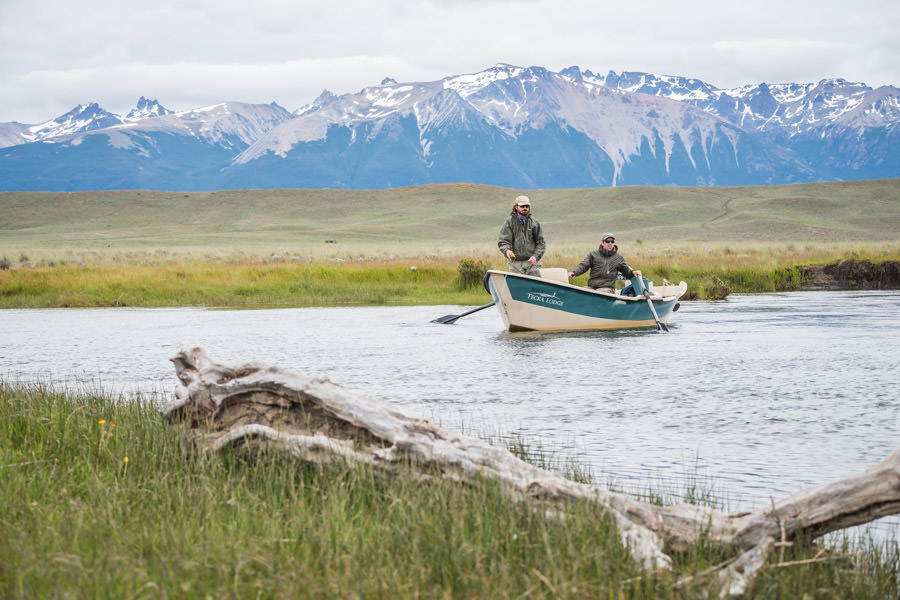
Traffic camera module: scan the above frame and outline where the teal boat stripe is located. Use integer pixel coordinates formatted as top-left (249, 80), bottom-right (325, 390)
top-left (502, 273), bottom-right (675, 320)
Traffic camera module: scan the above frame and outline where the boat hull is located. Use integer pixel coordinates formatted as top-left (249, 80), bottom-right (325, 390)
top-left (485, 269), bottom-right (686, 332)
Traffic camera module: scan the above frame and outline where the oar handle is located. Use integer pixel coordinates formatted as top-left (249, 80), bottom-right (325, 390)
top-left (456, 302), bottom-right (495, 318)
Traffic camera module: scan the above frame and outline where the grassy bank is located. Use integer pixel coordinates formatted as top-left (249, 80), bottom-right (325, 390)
top-left (1, 243), bottom-right (898, 307)
top-left (0, 258), bottom-right (484, 308)
top-left (2, 383), bottom-right (897, 599)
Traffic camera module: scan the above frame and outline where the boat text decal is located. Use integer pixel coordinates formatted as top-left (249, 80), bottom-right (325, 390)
top-left (526, 290), bottom-right (564, 307)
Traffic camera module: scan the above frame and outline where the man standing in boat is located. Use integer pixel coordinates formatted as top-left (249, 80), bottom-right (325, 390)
top-left (567, 233), bottom-right (642, 294)
top-left (497, 195), bottom-right (546, 276)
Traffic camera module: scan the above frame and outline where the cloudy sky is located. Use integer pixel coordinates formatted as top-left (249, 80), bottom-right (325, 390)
top-left (1, 0), bottom-right (897, 123)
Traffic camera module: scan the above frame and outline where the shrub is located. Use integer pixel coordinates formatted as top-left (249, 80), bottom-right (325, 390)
top-left (704, 276), bottom-right (731, 299)
top-left (456, 258), bottom-right (489, 289)
top-left (773, 266), bottom-right (809, 291)
top-left (0, 256), bottom-right (10, 270)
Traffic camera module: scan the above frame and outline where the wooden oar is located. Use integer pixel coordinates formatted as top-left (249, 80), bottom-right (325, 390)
top-left (431, 302), bottom-right (495, 324)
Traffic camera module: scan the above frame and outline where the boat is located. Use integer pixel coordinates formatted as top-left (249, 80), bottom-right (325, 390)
top-left (484, 267), bottom-right (687, 332)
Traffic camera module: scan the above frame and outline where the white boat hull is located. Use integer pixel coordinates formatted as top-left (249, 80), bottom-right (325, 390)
top-left (485, 269), bottom-right (687, 332)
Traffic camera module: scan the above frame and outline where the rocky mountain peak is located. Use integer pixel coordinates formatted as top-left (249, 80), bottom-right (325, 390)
top-left (125, 97), bottom-right (173, 121)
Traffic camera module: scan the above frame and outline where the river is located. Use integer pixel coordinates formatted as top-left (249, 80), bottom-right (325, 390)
top-left (2, 291), bottom-right (898, 544)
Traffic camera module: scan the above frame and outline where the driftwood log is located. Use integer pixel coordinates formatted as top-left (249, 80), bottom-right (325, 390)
top-left (163, 347), bottom-right (900, 597)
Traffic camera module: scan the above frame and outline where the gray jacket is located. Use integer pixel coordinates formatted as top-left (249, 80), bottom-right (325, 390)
top-left (498, 214), bottom-right (546, 261)
top-left (571, 247), bottom-right (635, 289)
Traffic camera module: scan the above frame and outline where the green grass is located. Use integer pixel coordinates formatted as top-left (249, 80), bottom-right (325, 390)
top-left (2, 383), bottom-right (897, 599)
top-left (0, 259), bottom-right (493, 308)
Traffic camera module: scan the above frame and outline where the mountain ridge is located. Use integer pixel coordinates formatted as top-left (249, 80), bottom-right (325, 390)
top-left (0, 64), bottom-right (896, 191)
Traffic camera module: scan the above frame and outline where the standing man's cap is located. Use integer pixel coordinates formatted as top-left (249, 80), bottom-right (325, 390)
top-left (601, 232), bottom-right (615, 240)
top-left (515, 195), bottom-right (531, 206)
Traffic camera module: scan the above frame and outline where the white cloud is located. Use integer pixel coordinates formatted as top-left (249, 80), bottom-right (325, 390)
top-left (709, 39), bottom-right (845, 85)
top-left (0, 0), bottom-right (897, 122)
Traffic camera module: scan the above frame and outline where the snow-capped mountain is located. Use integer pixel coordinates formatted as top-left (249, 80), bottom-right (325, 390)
top-left (115, 101), bottom-right (293, 149)
top-left (125, 96), bottom-right (173, 122)
top-left (19, 102), bottom-right (125, 144)
top-left (0, 99), bottom-right (293, 190)
top-left (0, 64), bottom-right (896, 191)
top-left (226, 64), bottom-right (811, 188)
top-left (0, 97), bottom-right (165, 149)
top-left (587, 70), bottom-right (899, 139)
top-left (0, 97), bottom-right (289, 149)
top-left (580, 67), bottom-right (900, 181)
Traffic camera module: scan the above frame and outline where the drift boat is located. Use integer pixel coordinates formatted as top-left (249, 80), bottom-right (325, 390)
top-left (484, 268), bottom-right (687, 332)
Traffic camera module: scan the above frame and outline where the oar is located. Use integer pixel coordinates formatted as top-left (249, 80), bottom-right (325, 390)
top-left (632, 276), bottom-right (667, 332)
top-left (641, 288), bottom-right (668, 332)
top-left (431, 302), bottom-right (495, 325)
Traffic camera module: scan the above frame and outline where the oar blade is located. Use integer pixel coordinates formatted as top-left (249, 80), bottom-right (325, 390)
top-left (430, 302), bottom-right (495, 325)
top-left (431, 314), bottom-right (461, 324)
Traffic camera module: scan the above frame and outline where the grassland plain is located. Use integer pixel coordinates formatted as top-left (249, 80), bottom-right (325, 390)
top-left (2, 383), bottom-right (897, 599)
top-left (1, 179), bottom-right (898, 306)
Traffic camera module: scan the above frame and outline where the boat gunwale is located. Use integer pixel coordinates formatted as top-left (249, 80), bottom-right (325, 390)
top-left (484, 269), bottom-right (685, 302)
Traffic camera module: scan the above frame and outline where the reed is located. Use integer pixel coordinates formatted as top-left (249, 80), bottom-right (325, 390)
top-left (1, 382), bottom-right (897, 599)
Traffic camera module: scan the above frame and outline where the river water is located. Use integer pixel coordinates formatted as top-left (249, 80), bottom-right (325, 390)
top-left (2, 291), bottom-right (898, 544)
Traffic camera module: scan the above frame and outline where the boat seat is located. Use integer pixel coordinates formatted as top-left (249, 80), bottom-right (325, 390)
top-left (649, 282), bottom-right (682, 297)
top-left (539, 267), bottom-right (569, 283)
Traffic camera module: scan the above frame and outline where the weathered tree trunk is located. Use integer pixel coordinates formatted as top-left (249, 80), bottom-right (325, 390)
top-left (163, 347), bottom-right (900, 597)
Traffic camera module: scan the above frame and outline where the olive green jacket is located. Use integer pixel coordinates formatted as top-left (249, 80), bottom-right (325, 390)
top-left (497, 214), bottom-right (546, 262)
top-left (571, 247), bottom-right (635, 289)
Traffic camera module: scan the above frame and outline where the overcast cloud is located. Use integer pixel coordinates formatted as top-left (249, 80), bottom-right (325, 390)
top-left (1, 0), bottom-right (897, 123)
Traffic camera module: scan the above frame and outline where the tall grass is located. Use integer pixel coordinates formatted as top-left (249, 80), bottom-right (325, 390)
top-left (0, 259), bottom-right (491, 308)
top-left (1, 242), bottom-right (897, 307)
top-left (1, 383), bottom-right (898, 599)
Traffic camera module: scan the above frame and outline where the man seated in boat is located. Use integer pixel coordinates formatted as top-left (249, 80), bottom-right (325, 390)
top-left (497, 195), bottom-right (546, 276)
top-left (567, 233), bottom-right (642, 294)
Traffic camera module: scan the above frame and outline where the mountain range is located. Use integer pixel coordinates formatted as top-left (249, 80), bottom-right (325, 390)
top-left (1, 64), bottom-right (897, 191)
